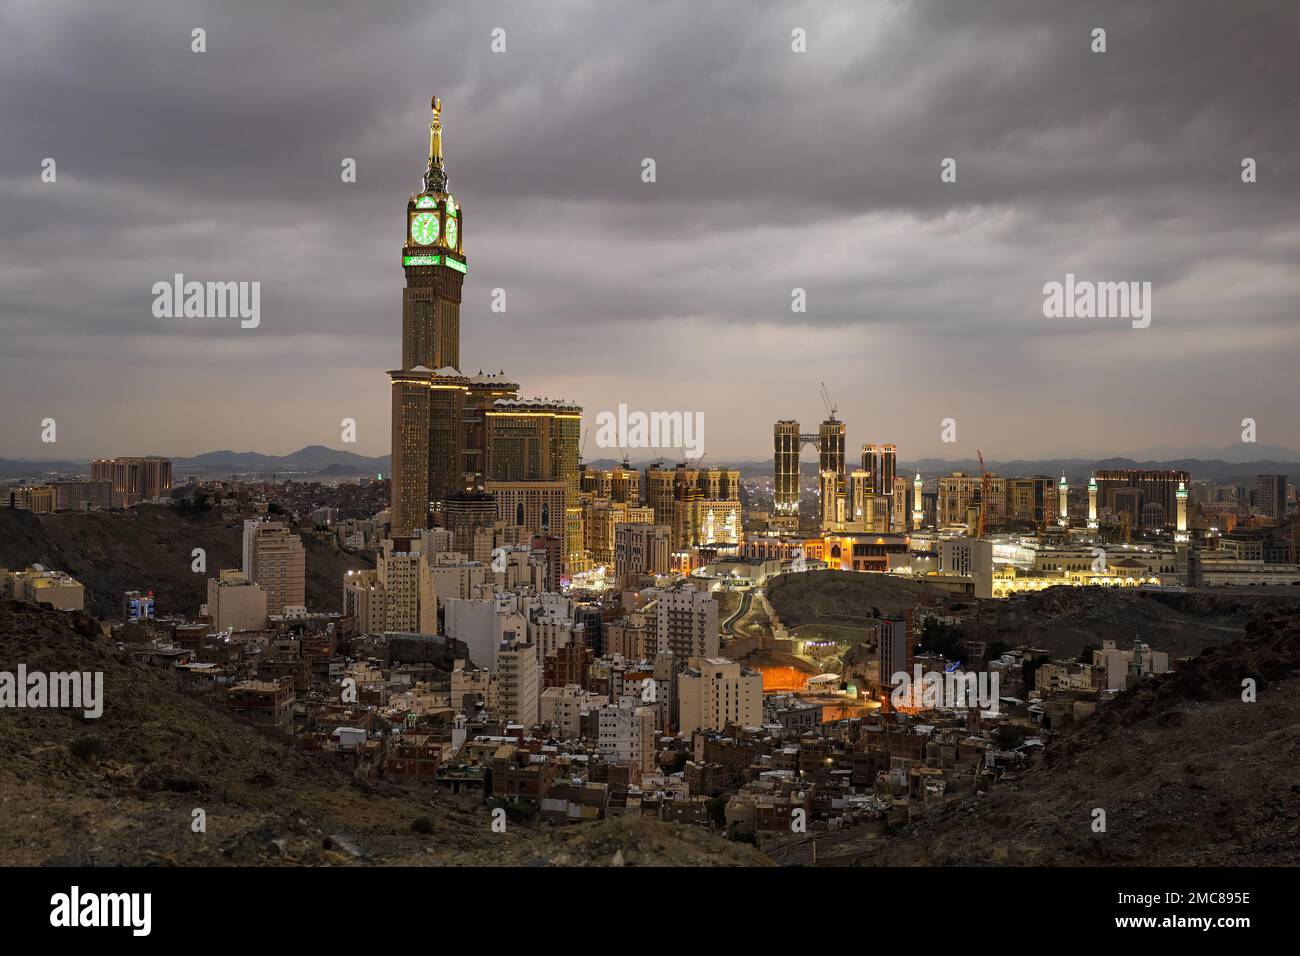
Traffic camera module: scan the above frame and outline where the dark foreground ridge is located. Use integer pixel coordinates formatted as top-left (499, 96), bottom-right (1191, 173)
top-left (0, 600), bottom-right (766, 867)
top-left (834, 605), bottom-right (1300, 866)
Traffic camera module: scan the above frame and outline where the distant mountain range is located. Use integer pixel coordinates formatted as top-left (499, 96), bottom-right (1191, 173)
top-left (3, 445), bottom-right (1297, 485)
top-left (0, 445), bottom-right (390, 480)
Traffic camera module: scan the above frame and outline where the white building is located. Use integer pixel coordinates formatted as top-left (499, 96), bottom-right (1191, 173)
top-left (597, 702), bottom-right (657, 772)
top-left (445, 596), bottom-right (526, 672)
top-left (655, 583), bottom-right (719, 658)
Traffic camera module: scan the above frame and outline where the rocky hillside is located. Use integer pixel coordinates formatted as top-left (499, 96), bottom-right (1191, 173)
top-left (828, 605), bottom-right (1300, 866)
top-left (0, 506), bottom-right (373, 619)
top-left (0, 600), bottom-right (766, 867)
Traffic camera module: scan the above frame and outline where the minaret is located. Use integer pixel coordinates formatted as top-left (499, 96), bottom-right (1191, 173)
top-left (1175, 481), bottom-right (1189, 542)
top-left (1057, 472), bottom-right (1069, 527)
top-left (1087, 474), bottom-right (1098, 530)
top-left (912, 472), bottom-right (923, 529)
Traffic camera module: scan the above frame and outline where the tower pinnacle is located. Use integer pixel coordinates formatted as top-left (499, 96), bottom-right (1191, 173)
top-left (424, 95), bottom-right (448, 193)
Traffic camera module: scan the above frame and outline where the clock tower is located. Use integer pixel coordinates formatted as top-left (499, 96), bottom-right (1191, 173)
top-left (390, 96), bottom-right (472, 535)
top-left (401, 95), bottom-right (466, 371)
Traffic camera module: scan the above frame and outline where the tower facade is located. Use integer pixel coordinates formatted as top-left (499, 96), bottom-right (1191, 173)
top-left (912, 472), bottom-right (923, 530)
top-left (1087, 474), bottom-right (1098, 530)
top-left (402, 96), bottom-right (466, 371)
top-left (773, 420), bottom-right (802, 527)
top-left (391, 98), bottom-right (471, 535)
top-left (1057, 473), bottom-right (1069, 527)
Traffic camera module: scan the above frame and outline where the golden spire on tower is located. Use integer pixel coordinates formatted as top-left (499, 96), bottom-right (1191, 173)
top-left (423, 95), bottom-right (448, 194)
top-left (429, 95), bottom-right (443, 166)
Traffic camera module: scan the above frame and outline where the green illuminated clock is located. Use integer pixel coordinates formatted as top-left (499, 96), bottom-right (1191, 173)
top-left (444, 216), bottom-right (458, 249)
top-left (409, 212), bottom-right (438, 245)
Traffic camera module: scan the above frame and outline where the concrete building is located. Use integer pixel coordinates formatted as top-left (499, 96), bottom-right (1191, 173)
top-left (655, 582), bottom-right (719, 658)
top-left (90, 456), bottom-right (172, 507)
top-left (54, 479), bottom-right (114, 511)
top-left (1258, 474), bottom-right (1288, 519)
top-left (4, 566), bottom-right (85, 610)
top-left (597, 702), bottom-right (657, 771)
top-left (445, 596), bottom-right (526, 672)
top-left (207, 570), bottom-right (268, 633)
top-left (243, 520), bottom-right (305, 617)
top-left (343, 569), bottom-right (387, 634)
top-left (938, 538), bottom-right (994, 599)
top-left (678, 657), bottom-right (762, 734)
top-left (1092, 639), bottom-right (1169, 690)
top-left (5, 484), bottom-right (56, 513)
top-left (876, 613), bottom-right (913, 687)
top-left (377, 536), bottom-right (423, 632)
top-left (540, 684), bottom-right (587, 739)
top-left (498, 640), bottom-right (540, 728)
top-left (614, 522), bottom-right (672, 586)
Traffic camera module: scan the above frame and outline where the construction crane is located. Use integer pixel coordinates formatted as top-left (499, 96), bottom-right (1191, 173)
top-left (976, 449), bottom-right (991, 539)
top-left (819, 381), bottom-right (837, 420)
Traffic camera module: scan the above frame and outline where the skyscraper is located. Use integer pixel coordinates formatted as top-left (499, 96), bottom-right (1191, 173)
top-left (390, 98), bottom-right (469, 534)
top-left (388, 98), bottom-right (583, 540)
top-left (1257, 474), bottom-right (1287, 519)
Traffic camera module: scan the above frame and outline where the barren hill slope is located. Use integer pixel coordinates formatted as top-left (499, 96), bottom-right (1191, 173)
top-left (827, 607), bottom-right (1300, 867)
top-left (0, 506), bottom-right (373, 619)
top-left (0, 600), bottom-right (766, 867)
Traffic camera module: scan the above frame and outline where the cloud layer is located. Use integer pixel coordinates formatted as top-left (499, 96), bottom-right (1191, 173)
top-left (2, 0), bottom-right (1297, 462)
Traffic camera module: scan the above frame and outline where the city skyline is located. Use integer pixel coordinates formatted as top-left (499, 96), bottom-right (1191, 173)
top-left (4, 0), bottom-right (1299, 462)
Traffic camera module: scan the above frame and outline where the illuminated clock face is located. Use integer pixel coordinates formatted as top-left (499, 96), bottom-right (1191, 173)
top-left (410, 212), bottom-right (438, 245)
top-left (415, 195), bottom-right (437, 209)
top-left (445, 216), bottom-right (458, 249)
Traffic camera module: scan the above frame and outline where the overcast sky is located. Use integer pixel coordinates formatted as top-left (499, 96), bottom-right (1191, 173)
top-left (2, 0), bottom-right (1298, 463)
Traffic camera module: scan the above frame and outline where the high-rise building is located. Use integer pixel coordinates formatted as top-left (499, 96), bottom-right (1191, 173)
top-left (615, 523), bottom-right (672, 586)
top-left (243, 520), bottom-right (305, 617)
top-left (655, 582), bottom-right (719, 658)
top-left (773, 420), bottom-right (802, 527)
top-left (581, 464), bottom-right (640, 503)
top-left (54, 479), bottom-right (113, 511)
top-left (643, 464), bottom-right (741, 550)
top-left (858, 443), bottom-right (898, 529)
top-left (90, 456), bottom-right (172, 507)
top-left (1005, 476), bottom-right (1056, 527)
top-left (877, 612), bottom-right (913, 688)
top-left (1094, 470), bottom-right (1191, 528)
top-left (677, 657), bottom-right (762, 735)
top-left (1257, 474), bottom-right (1288, 519)
top-left (401, 96), bottom-right (465, 372)
top-left (377, 536), bottom-right (423, 632)
top-left (5, 484), bottom-right (55, 513)
top-left (497, 640), bottom-right (540, 728)
top-left (939, 472), bottom-right (1006, 529)
top-left (389, 99), bottom-right (568, 537)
